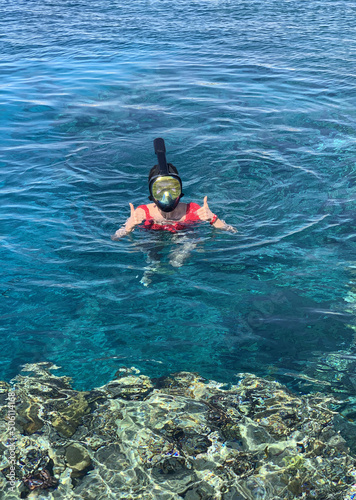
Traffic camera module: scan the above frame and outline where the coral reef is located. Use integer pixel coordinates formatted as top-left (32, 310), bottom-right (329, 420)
top-left (1, 362), bottom-right (356, 499)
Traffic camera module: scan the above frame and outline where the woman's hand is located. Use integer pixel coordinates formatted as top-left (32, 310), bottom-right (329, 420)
top-left (111, 203), bottom-right (145, 240)
top-left (111, 227), bottom-right (128, 240)
top-left (125, 203), bottom-right (142, 231)
top-left (197, 196), bottom-right (238, 232)
top-left (197, 196), bottom-right (215, 222)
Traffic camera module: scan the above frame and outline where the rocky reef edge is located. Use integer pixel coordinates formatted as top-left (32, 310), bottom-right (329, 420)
top-left (1, 362), bottom-right (356, 499)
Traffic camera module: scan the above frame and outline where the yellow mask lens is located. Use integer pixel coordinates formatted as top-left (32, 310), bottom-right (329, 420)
top-left (151, 176), bottom-right (181, 201)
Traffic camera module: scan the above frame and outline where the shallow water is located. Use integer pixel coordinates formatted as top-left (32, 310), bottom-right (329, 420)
top-left (1, 0), bottom-right (355, 390)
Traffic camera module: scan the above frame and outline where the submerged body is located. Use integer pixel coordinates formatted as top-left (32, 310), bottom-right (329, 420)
top-left (111, 138), bottom-right (236, 285)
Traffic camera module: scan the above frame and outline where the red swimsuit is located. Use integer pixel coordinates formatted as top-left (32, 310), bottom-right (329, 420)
top-left (137, 202), bottom-right (201, 233)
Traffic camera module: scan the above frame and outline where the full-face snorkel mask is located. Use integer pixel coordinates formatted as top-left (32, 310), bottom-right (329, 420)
top-left (148, 138), bottom-right (183, 213)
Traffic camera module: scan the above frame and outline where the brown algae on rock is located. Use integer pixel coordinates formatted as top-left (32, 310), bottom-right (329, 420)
top-left (50, 392), bottom-right (91, 437)
top-left (1, 362), bottom-right (356, 498)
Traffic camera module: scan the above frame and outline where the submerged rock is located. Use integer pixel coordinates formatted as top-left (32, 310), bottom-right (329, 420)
top-left (65, 443), bottom-right (92, 477)
top-left (50, 392), bottom-right (91, 437)
top-left (0, 362), bottom-right (356, 499)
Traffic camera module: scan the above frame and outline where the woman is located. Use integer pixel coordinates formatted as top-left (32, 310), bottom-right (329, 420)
top-left (112, 138), bottom-right (236, 240)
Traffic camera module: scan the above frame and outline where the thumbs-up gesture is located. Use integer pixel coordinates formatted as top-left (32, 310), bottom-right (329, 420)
top-left (197, 196), bottom-right (215, 222)
top-left (126, 203), bottom-right (143, 231)
top-left (111, 203), bottom-right (144, 240)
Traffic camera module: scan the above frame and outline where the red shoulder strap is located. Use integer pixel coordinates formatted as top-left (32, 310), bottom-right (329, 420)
top-left (185, 202), bottom-right (201, 221)
top-left (137, 205), bottom-right (151, 219)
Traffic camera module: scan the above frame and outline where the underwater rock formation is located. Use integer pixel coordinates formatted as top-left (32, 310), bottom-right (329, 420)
top-left (1, 362), bottom-right (356, 499)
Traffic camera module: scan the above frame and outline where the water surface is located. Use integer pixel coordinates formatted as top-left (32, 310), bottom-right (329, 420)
top-left (1, 0), bottom-right (355, 391)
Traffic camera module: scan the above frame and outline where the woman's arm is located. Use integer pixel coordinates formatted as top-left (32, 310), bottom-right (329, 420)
top-left (111, 204), bottom-right (146, 240)
top-left (197, 196), bottom-right (237, 232)
top-left (211, 217), bottom-right (237, 232)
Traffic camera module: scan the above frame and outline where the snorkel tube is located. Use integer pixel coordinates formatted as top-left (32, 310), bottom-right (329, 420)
top-left (149, 138), bottom-right (183, 212)
top-left (153, 138), bottom-right (169, 176)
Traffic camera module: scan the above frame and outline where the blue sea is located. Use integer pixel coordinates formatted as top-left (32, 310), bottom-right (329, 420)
top-left (1, 0), bottom-right (355, 392)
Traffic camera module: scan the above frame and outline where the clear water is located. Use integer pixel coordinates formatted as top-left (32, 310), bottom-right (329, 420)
top-left (1, 0), bottom-right (355, 391)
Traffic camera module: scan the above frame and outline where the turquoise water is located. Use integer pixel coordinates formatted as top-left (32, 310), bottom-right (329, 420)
top-left (1, 0), bottom-right (355, 391)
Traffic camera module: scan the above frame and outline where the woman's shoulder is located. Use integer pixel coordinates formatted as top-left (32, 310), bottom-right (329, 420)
top-left (177, 201), bottom-right (201, 210)
top-left (136, 203), bottom-right (154, 210)
top-left (136, 203), bottom-right (158, 219)
top-left (187, 201), bottom-right (201, 211)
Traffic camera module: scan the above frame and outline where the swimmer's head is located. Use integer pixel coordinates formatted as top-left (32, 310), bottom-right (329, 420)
top-left (148, 138), bottom-right (183, 212)
top-left (149, 168), bottom-right (182, 212)
top-left (148, 163), bottom-right (180, 182)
